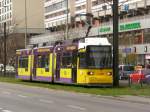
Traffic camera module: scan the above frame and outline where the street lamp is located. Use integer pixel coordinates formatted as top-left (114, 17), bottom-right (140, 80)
top-left (65, 0), bottom-right (69, 40)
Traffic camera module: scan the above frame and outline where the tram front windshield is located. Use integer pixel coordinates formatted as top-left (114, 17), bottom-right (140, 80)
top-left (79, 46), bottom-right (112, 69)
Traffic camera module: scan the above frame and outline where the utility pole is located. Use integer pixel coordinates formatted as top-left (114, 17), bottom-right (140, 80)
top-left (113, 0), bottom-right (119, 87)
top-left (24, 0), bottom-right (27, 48)
top-left (4, 22), bottom-right (7, 77)
top-left (65, 0), bottom-right (69, 40)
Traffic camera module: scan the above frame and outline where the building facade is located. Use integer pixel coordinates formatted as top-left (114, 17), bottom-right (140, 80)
top-left (31, 0), bottom-right (150, 65)
top-left (0, 0), bottom-right (12, 31)
top-left (44, 0), bottom-right (91, 28)
top-left (0, 0), bottom-right (45, 33)
top-left (0, 0), bottom-right (45, 64)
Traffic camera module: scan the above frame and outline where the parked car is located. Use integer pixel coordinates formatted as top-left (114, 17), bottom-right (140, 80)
top-left (119, 65), bottom-right (135, 80)
top-left (0, 64), bottom-right (4, 71)
top-left (129, 69), bottom-right (150, 84)
top-left (145, 74), bottom-right (150, 84)
top-left (2, 65), bottom-right (15, 73)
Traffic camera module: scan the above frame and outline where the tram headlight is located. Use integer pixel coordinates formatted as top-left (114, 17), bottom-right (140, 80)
top-left (57, 48), bottom-right (61, 51)
top-left (107, 72), bottom-right (112, 76)
top-left (87, 71), bottom-right (94, 75)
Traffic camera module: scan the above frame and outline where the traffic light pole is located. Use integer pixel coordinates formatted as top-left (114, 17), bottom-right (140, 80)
top-left (113, 0), bottom-right (119, 87)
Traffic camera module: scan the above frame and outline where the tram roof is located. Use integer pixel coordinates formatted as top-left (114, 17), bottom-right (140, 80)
top-left (33, 45), bottom-right (53, 49)
top-left (16, 49), bottom-right (32, 52)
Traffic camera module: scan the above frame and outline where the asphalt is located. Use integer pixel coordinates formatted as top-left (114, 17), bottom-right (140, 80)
top-left (0, 82), bottom-right (149, 112)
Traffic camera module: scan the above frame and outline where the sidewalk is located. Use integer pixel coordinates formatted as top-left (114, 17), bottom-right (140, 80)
top-left (117, 95), bottom-right (150, 104)
top-left (103, 95), bottom-right (150, 104)
top-left (117, 81), bottom-right (150, 104)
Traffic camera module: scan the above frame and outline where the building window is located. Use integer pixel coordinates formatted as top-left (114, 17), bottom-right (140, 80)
top-left (45, 0), bottom-right (67, 13)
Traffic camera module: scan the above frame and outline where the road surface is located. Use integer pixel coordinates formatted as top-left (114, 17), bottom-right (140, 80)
top-left (0, 82), bottom-right (149, 112)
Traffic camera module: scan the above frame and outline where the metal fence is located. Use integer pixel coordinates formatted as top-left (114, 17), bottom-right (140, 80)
top-left (0, 72), bottom-right (16, 78)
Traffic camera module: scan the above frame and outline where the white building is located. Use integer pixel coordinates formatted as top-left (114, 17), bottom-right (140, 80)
top-left (44, 0), bottom-right (134, 29)
top-left (0, 0), bottom-right (46, 64)
top-left (0, 0), bottom-right (12, 30)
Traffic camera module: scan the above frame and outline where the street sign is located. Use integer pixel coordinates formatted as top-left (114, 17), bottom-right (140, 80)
top-left (122, 48), bottom-right (131, 53)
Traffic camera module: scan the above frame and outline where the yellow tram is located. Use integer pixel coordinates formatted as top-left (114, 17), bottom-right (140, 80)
top-left (16, 38), bottom-right (113, 86)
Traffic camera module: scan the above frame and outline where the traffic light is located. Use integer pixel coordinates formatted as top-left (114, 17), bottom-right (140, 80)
top-left (134, 47), bottom-right (136, 53)
top-left (144, 46), bottom-right (147, 52)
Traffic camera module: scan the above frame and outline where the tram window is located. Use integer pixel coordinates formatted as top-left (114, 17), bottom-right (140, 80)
top-left (79, 53), bottom-right (87, 68)
top-left (72, 52), bottom-right (77, 68)
top-left (61, 52), bottom-right (72, 68)
top-left (37, 55), bottom-right (49, 68)
top-left (87, 46), bottom-right (112, 68)
top-left (18, 56), bottom-right (28, 68)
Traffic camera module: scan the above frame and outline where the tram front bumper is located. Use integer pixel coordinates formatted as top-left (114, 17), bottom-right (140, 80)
top-left (86, 76), bottom-right (113, 85)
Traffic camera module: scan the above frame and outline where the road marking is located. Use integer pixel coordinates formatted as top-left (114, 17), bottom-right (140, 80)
top-left (2, 91), bottom-right (11, 95)
top-left (39, 99), bottom-right (54, 104)
top-left (67, 105), bottom-right (86, 111)
top-left (18, 95), bottom-right (28, 98)
top-left (2, 110), bottom-right (13, 112)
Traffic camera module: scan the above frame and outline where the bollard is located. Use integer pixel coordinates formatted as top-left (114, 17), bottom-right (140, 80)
top-left (128, 76), bottom-right (131, 87)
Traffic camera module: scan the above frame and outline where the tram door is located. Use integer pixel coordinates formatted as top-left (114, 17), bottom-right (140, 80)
top-left (56, 53), bottom-right (61, 81)
top-left (33, 55), bottom-right (37, 78)
top-left (18, 55), bottom-right (31, 79)
top-left (72, 52), bottom-right (77, 83)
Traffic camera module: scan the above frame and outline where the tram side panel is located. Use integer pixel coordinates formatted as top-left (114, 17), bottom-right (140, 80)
top-left (59, 51), bottom-right (76, 83)
top-left (33, 48), bottom-right (53, 82)
top-left (54, 45), bottom-right (78, 84)
top-left (16, 50), bottom-right (33, 80)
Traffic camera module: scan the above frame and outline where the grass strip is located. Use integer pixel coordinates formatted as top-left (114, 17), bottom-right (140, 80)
top-left (0, 77), bottom-right (150, 96)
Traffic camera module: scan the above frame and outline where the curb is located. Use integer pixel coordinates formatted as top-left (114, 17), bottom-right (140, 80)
top-left (95, 95), bottom-right (150, 105)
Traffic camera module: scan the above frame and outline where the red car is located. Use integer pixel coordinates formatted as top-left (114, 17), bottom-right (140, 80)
top-left (129, 69), bottom-right (150, 83)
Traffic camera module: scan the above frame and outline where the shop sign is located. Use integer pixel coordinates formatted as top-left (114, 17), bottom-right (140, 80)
top-left (135, 66), bottom-right (143, 70)
top-left (99, 27), bottom-right (111, 33)
top-left (99, 22), bottom-right (141, 33)
top-left (120, 22), bottom-right (141, 31)
top-left (122, 48), bottom-right (131, 53)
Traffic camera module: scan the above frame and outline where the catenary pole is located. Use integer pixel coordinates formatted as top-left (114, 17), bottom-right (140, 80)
top-left (113, 0), bottom-right (119, 87)
top-left (24, 0), bottom-right (27, 48)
